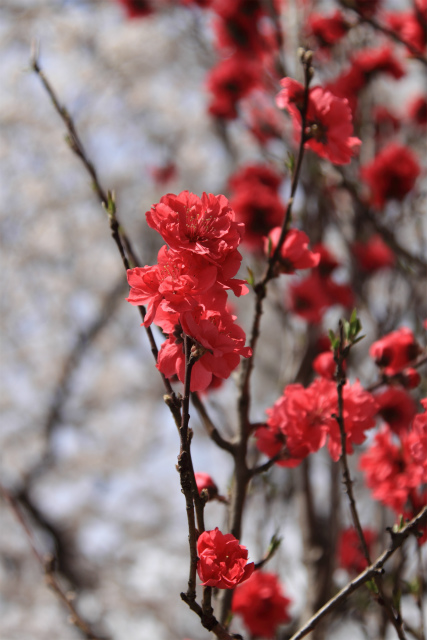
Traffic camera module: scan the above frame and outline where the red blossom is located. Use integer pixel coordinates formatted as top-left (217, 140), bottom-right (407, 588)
top-left (375, 387), bottom-right (417, 435)
top-left (408, 95), bottom-right (427, 126)
top-left (372, 106), bottom-right (400, 139)
top-left (338, 527), bottom-right (376, 574)
top-left (145, 191), bottom-right (247, 288)
top-left (157, 308), bottom-right (251, 392)
top-left (206, 54), bottom-right (261, 119)
top-left (359, 426), bottom-right (425, 513)
top-left (289, 273), bottom-right (332, 323)
top-left (265, 227), bottom-right (320, 273)
top-left (361, 143), bottom-right (420, 209)
top-left (232, 571), bottom-right (292, 637)
top-left (197, 528), bottom-right (254, 589)
top-left (229, 163), bottom-right (283, 192)
top-left (369, 327), bottom-right (420, 375)
top-left (307, 10), bottom-right (348, 52)
top-left (328, 380), bottom-right (378, 461)
top-left (313, 351), bottom-right (337, 380)
top-left (407, 399), bottom-right (427, 476)
top-left (385, 11), bottom-right (426, 56)
top-left (257, 379), bottom-right (377, 465)
top-left (326, 47), bottom-right (404, 116)
top-left (195, 472), bottom-right (218, 499)
top-left (126, 246), bottom-right (220, 327)
top-left (402, 368), bottom-right (421, 390)
top-left (352, 235), bottom-right (395, 272)
top-left (312, 243), bottom-right (340, 277)
top-left (230, 184), bottom-right (285, 249)
top-left (213, 0), bottom-right (267, 56)
top-left (351, 46), bottom-right (405, 81)
top-left (276, 79), bottom-right (361, 165)
top-left (150, 162), bottom-right (177, 185)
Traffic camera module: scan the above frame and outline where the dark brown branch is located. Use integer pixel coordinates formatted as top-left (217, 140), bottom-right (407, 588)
top-left (0, 483), bottom-right (110, 640)
top-left (180, 592), bottom-right (240, 640)
top-left (289, 506), bottom-right (427, 640)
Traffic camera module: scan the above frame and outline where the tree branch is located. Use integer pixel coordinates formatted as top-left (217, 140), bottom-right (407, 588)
top-left (0, 483), bottom-right (111, 640)
top-left (289, 506), bottom-right (427, 640)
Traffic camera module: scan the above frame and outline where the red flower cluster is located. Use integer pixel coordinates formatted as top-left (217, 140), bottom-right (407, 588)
top-left (338, 527), bottom-right (376, 574)
top-left (370, 327), bottom-right (420, 376)
top-left (289, 244), bottom-right (353, 323)
top-left (375, 387), bottom-right (417, 434)
top-left (264, 227), bottom-right (320, 274)
top-left (197, 528), bottom-right (254, 589)
top-left (361, 143), bottom-right (420, 209)
top-left (228, 164), bottom-right (285, 249)
top-left (127, 191), bottom-right (252, 391)
top-left (255, 378), bottom-right (378, 465)
top-left (276, 78), bottom-right (361, 164)
top-left (306, 10), bottom-right (348, 55)
top-left (232, 571), bottom-right (292, 637)
top-left (359, 413), bottom-right (427, 514)
top-left (352, 235), bottom-right (395, 272)
top-left (206, 0), bottom-right (280, 121)
top-left (385, 9), bottom-right (427, 57)
top-left (326, 46), bottom-right (405, 116)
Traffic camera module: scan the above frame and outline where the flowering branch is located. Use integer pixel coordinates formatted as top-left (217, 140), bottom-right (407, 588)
top-left (332, 316), bottom-right (408, 640)
top-left (340, 2), bottom-right (427, 67)
top-left (367, 350), bottom-right (427, 393)
top-left (290, 506), bottom-right (427, 640)
top-left (31, 53), bottom-right (181, 416)
top-left (0, 483), bottom-right (110, 640)
top-left (338, 173), bottom-right (427, 275)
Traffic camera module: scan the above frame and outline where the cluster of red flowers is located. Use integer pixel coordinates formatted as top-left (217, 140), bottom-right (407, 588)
top-left (359, 400), bottom-right (427, 518)
top-left (358, 327), bottom-right (426, 527)
top-left (126, 191), bottom-right (252, 391)
top-left (361, 143), bottom-right (420, 210)
top-left (351, 234), bottom-right (395, 272)
top-left (289, 244), bottom-right (353, 323)
top-left (232, 571), bottom-right (292, 638)
top-left (370, 327), bottom-right (421, 378)
top-left (276, 77), bottom-right (361, 165)
top-left (206, 0), bottom-right (281, 121)
top-left (255, 378), bottom-right (378, 466)
top-left (228, 163), bottom-right (285, 249)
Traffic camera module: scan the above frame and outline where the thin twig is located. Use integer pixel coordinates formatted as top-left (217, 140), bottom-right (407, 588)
top-left (289, 506), bottom-right (427, 640)
top-left (191, 392), bottom-right (236, 455)
top-left (344, 5), bottom-right (427, 67)
top-left (333, 320), bottom-right (407, 640)
top-left (0, 483), bottom-right (110, 640)
top-left (31, 53), bottom-right (180, 412)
